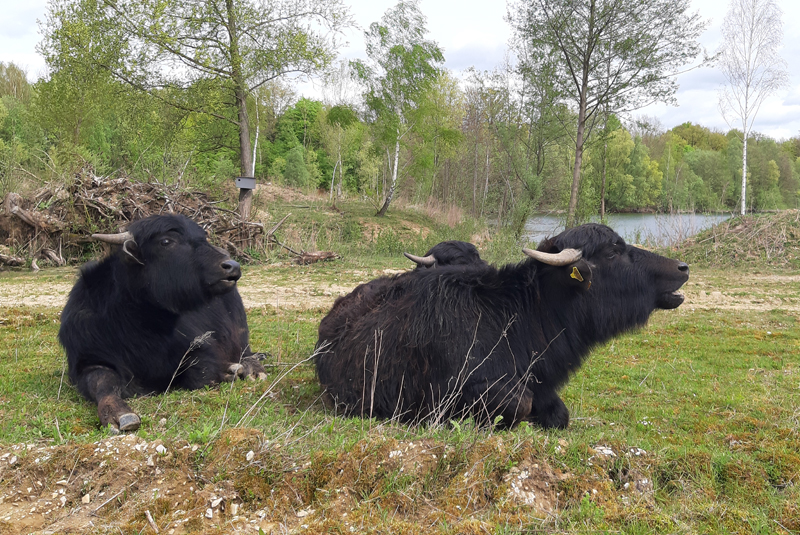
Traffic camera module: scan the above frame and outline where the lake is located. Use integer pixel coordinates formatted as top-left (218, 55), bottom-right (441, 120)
top-left (522, 212), bottom-right (733, 247)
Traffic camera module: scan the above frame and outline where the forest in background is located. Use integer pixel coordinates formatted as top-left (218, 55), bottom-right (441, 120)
top-left (2, 0), bottom-right (800, 231)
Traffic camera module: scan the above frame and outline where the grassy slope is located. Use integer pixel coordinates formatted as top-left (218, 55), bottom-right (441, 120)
top-left (1, 199), bottom-right (799, 534)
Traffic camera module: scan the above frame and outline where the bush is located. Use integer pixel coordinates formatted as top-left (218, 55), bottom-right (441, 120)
top-left (284, 146), bottom-right (311, 187)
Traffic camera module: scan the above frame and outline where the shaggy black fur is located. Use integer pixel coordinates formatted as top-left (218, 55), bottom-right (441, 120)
top-left (315, 224), bottom-right (689, 429)
top-left (408, 240), bottom-right (486, 269)
top-left (318, 241), bottom-right (485, 347)
top-left (59, 214), bottom-right (264, 432)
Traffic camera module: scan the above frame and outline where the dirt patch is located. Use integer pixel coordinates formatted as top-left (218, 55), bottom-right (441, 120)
top-left (682, 273), bottom-right (800, 311)
top-left (0, 267), bottom-right (411, 311)
top-left (255, 183), bottom-right (320, 204)
top-left (0, 433), bottom-right (583, 534)
top-left (0, 435), bottom-right (259, 535)
top-left (502, 459), bottom-right (571, 514)
top-left (3, 269), bottom-right (797, 312)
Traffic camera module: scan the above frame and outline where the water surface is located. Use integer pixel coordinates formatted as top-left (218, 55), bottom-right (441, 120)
top-left (523, 213), bottom-right (732, 247)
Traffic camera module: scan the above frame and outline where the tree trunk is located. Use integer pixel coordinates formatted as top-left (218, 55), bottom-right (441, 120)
top-left (600, 137), bottom-right (607, 221)
top-left (741, 135), bottom-right (748, 215)
top-left (228, 0), bottom-right (253, 220)
top-left (329, 160), bottom-right (339, 204)
top-left (377, 135), bottom-right (401, 216)
top-left (473, 130), bottom-right (478, 215)
top-left (567, 105), bottom-right (587, 228)
top-left (567, 63), bottom-right (590, 228)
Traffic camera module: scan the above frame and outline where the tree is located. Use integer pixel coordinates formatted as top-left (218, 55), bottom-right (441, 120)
top-left (40, 0), bottom-right (351, 218)
top-left (509, 0), bottom-right (707, 226)
top-left (351, 0), bottom-right (444, 217)
top-left (717, 0), bottom-right (788, 215)
top-left (321, 104), bottom-right (359, 205)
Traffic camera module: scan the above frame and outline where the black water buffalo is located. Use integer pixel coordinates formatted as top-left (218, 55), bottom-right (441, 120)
top-left (59, 214), bottom-right (266, 433)
top-left (403, 240), bottom-right (486, 269)
top-left (318, 241), bottom-right (485, 347)
top-left (315, 224), bottom-right (689, 429)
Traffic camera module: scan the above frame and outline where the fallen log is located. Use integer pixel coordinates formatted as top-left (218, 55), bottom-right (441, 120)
top-left (0, 253), bottom-right (25, 267)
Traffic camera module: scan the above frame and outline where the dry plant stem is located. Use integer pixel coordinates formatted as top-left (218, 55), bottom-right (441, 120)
top-left (154, 331), bottom-right (213, 415)
top-left (145, 510), bottom-right (160, 533)
top-left (234, 353), bottom-right (318, 429)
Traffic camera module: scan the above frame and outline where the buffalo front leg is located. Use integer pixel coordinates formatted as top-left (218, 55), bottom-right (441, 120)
top-left (79, 366), bottom-right (140, 433)
top-left (222, 354), bottom-right (268, 382)
top-left (465, 379), bottom-right (534, 429)
top-left (528, 388), bottom-right (569, 429)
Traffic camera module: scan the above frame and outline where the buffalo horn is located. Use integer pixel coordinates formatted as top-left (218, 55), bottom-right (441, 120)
top-left (522, 247), bottom-right (582, 266)
top-left (91, 231), bottom-right (133, 245)
top-left (403, 252), bottom-right (436, 267)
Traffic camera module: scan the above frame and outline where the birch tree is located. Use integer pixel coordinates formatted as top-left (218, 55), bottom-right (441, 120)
top-left (717, 0), bottom-right (788, 215)
top-left (351, 0), bottom-right (443, 217)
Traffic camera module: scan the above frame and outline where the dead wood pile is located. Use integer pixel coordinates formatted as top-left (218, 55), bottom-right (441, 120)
top-left (0, 170), bottom-right (273, 269)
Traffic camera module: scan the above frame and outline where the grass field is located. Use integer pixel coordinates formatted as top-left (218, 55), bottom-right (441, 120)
top-left (1, 205), bottom-right (799, 534)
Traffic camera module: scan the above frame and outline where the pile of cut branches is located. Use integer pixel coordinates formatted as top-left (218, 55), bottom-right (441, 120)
top-left (0, 169), bottom-right (279, 268)
top-left (668, 210), bottom-right (800, 268)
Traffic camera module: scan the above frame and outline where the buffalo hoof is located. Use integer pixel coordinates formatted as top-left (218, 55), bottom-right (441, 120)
top-left (223, 363), bottom-right (246, 382)
top-left (529, 393), bottom-right (570, 429)
top-left (118, 412), bottom-right (141, 432)
top-left (246, 372), bottom-right (269, 382)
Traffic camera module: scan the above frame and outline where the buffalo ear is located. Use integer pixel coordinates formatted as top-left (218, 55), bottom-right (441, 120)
top-left (122, 239), bottom-right (144, 266)
top-left (563, 259), bottom-right (592, 290)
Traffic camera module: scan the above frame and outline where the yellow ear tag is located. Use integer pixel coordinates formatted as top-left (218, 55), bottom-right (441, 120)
top-left (570, 266), bottom-right (584, 282)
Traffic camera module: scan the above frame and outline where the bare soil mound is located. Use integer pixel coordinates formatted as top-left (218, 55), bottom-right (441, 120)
top-left (0, 431), bottom-right (604, 535)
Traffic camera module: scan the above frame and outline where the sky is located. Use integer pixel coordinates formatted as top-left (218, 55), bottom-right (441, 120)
top-left (2, 0), bottom-right (800, 140)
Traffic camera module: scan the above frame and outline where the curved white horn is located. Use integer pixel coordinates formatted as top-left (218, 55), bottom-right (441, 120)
top-left (91, 231), bottom-right (133, 245)
top-left (403, 252), bottom-right (436, 267)
top-left (522, 247), bottom-right (582, 266)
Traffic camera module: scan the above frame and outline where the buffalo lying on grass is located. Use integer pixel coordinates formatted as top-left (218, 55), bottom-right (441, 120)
top-left (403, 240), bottom-right (486, 269)
top-left (59, 214), bottom-right (266, 433)
top-left (318, 240), bottom-right (486, 348)
top-left (315, 224), bottom-right (689, 429)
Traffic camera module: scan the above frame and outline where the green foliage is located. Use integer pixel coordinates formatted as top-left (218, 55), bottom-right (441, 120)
top-left (352, 0), bottom-right (444, 215)
top-left (282, 146), bottom-right (311, 187)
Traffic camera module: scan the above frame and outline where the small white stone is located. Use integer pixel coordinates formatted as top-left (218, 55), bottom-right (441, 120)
top-left (156, 444), bottom-right (167, 454)
top-left (210, 497), bottom-right (223, 508)
top-left (81, 494), bottom-right (90, 504)
top-left (230, 503), bottom-right (239, 515)
top-left (246, 451), bottom-right (255, 462)
top-left (205, 508), bottom-right (213, 519)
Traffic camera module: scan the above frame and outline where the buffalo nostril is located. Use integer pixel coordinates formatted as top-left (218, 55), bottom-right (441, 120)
top-left (678, 262), bottom-right (689, 273)
top-left (221, 260), bottom-right (240, 272)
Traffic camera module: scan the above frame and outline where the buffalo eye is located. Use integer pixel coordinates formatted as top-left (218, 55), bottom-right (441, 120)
top-left (160, 238), bottom-right (172, 247)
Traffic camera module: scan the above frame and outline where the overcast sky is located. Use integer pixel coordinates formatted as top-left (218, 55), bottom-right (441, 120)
top-left (3, 0), bottom-right (800, 140)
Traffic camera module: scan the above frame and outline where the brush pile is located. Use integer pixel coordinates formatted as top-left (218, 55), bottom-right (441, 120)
top-left (0, 169), bottom-right (269, 268)
top-left (669, 210), bottom-right (800, 267)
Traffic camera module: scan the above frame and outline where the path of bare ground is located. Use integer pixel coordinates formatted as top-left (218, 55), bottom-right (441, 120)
top-left (0, 266), bottom-right (798, 312)
top-left (0, 265), bottom-right (409, 311)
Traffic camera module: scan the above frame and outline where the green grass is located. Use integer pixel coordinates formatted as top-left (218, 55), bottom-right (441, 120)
top-left (2, 193), bottom-right (799, 533)
top-left (1, 262), bottom-right (798, 534)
